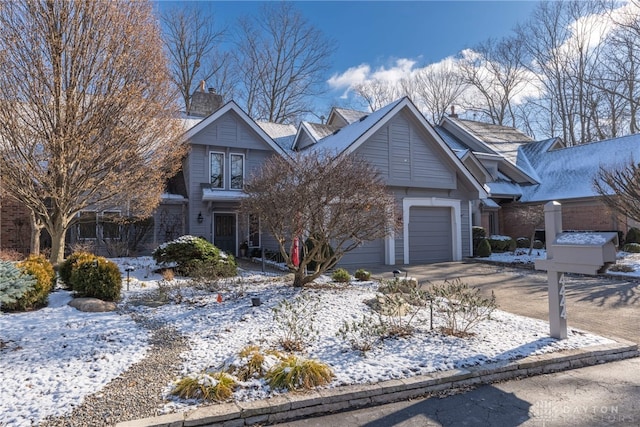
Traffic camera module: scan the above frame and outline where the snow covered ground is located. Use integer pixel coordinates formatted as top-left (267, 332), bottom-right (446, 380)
top-left (2, 253), bottom-right (634, 426)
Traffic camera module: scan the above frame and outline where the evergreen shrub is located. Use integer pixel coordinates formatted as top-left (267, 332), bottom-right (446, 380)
top-left (331, 268), bottom-right (351, 283)
top-left (59, 251), bottom-right (96, 288)
top-left (0, 261), bottom-right (36, 310)
top-left (70, 256), bottom-right (122, 301)
top-left (516, 237), bottom-right (531, 248)
top-left (304, 235), bottom-right (335, 271)
top-left (152, 235), bottom-right (236, 277)
top-left (354, 268), bottom-right (371, 281)
top-left (487, 235), bottom-right (516, 252)
top-left (625, 227), bottom-right (640, 244)
top-left (4, 255), bottom-right (56, 311)
top-left (622, 243), bottom-right (640, 253)
top-left (475, 238), bottom-right (492, 257)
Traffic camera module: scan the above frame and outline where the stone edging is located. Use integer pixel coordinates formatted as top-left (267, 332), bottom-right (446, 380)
top-left (116, 339), bottom-right (638, 427)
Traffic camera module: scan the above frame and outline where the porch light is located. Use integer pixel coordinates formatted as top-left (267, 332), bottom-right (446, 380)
top-left (197, 212), bottom-right (203, 223)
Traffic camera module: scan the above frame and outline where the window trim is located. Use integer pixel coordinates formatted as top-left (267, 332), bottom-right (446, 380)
top-left (230, 153), bottom-right (245, 190)
top-left (77, 211), bottom-right (98, 240)
top-left (209, 151), bottom-right (225, 189)
top-left (100, 210), bottom-right (122, 240)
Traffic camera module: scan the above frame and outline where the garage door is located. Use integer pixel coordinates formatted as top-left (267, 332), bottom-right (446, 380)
top-left (408, 206), bottom-right (452, 263)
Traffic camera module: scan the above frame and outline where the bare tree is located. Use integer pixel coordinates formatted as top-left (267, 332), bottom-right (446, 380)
top-left (459, 36), bottom-right (530, 128)
top-left (409, 61), bottom-right (467, 124)
top-left (233, 2), bottom-right (336, 123)
top-left (0, 0), bottom-right (184, 264)
top-left (241, 151), bottom-right (396, 287)
top-left (594, 159), bottom-right (640, 225)
top-left (516, 1), bottom-right (610, 145)
top-left (161, 4), bottom-right (230, 114)
top-left (353, 79), bottom-right (406, 112)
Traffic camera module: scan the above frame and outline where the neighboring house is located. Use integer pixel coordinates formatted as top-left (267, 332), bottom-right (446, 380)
top-left (436, 116), bottom-right (640, 240)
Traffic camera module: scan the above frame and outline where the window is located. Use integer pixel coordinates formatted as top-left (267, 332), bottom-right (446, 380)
top-left (230, 154), bottom-right (244, 189)
top-left (101, 211), bottom-right (121, 239)
top-left (78, 211), bottom-right (97, 239)
top-left (210, 152), bottom-right (224, 188)
top-left (248, 214), bottom-right (260, 247)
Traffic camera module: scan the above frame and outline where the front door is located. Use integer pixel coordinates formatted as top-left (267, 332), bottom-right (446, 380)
top-left (214, 214), bottom-right (236, 254)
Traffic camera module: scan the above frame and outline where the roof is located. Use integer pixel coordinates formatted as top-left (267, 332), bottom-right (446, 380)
top-left (327, 107), bottom-right (368, 126)
top-left (256, 121), bottom-right (297, 154)
top-left (518, 133), bottom-right (640, 202)
top-left (184, 101), bottom-right (288, 157)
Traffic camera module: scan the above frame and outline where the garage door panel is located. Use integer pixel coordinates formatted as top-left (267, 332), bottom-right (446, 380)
top-left (409, 206), bottom-right (452, 264)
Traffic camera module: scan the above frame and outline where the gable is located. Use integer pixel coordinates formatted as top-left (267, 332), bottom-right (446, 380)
top-left (353, 110), bottom-right (458, 190)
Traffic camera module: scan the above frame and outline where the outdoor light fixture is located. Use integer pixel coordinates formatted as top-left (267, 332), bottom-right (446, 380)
top-left (392, 269), bottom-right (402, 278)
top-left (197, 212), bottom-right (203, 223)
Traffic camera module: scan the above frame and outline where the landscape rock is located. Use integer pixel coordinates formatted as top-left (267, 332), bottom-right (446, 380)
top-left (68, 297), bottom-right (117, 312)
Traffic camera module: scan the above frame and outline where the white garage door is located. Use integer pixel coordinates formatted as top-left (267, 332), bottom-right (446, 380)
top-left (408, 206), bottom-right (452, 263)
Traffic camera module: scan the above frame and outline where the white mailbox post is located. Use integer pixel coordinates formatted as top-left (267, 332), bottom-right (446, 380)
top-left (534, 201), bottom-right (618, 339)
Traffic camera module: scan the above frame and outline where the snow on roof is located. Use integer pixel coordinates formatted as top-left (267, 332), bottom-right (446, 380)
top-left (256, 121), bottom-right (297, 153)
top-left (486, 180), bottom-right (523, 198)
top-left (307, 99), bottom-right (404, 155)
top-left (331, 107), bottom-right (369, 124)
top-left (554, 232), bottom-right (615, 246)
top-left (519, 133), bottom-right (640, 202)
top-left (434, 126), bottom-right (470, 151)
top-left (304, 122), bottom-right (342, 140)
top-left (448, 118), bottom-right (534, 163)
top-left (202, 189), bottom-right (246, 201)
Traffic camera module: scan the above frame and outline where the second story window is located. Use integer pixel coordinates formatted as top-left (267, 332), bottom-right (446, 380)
top-left (210, 152), bottom-right (224, 188)
top-left (231, 154), bottom-right (244, 189)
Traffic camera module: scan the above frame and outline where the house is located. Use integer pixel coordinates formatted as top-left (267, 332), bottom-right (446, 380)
top-left (158, 95), bottom-right (487, 265)
top-left (436, 116), bottom-right (640, 240)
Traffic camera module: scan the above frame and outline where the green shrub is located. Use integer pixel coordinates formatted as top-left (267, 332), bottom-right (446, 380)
top-left (59, 252), bottom-right (96, 288)
top-left (516, 237), bottom-right (531, 248)
top-left (4, 255), bottom-right (56, 311)
top-left (608, 264), bottom-right (635, 273)
top-left (533, 239), bottom-right (544, 249)
top-left (152, 235), bottom-right (236, 277)
top-left (475, 238), bottom-right (492, 257)
top-left (70, 256), bottom-right (122, 301)
top-left (331, 268), bottom-right (351, 283)
top-left (626, 227), bottom-right (640, 244)
top-left (172, 371), bottom-right (237, 402)
top-left (354, 268), bottom-right (371, 281)
top-left (304, 235), bottom-right (335, 271)
top-left (472, 226), bottom-right (486, 240)
top-left (266, 355), bottom-right (334, 391)
top-left (487, 235), bottom-right (516, 253)
top-left (0, 261), bottom-right (36, 309)
top-left (623, 243), bottom-right (640, 253)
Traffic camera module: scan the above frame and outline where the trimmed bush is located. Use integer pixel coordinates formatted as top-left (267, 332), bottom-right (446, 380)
top-left (622, 243), bottom-right (640, 253)
top-left (331, 268), bottom-right (351, 283)
top-left (0, 261), bottom-right (36, 309)
top-left (475, 238), bottom-right (492, 257)
top-left (354, 268), bottom-right (371, 281)
top-left (472, 226), bottom-right (486, 240)
top-left (533, 239), bottom-right (544, 249)
top-left (6, 255), bottom-right (55, 311)
top-left (152, 235), bottom-right (236, 277)
top-left (59, 251), bottom-right (96, 288)
top-left (487, 235), bottom-right (516, 253)
top-left (70, 256), bottom-right (122, 301)
top-left (626, 227), bottom-right (640, 244)
top-left (516, 237), bottom-right (531, 248)
top-left (265, 355), bottom-right (334, 391)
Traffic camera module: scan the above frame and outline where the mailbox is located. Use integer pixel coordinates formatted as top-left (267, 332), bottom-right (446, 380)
top-left (535, 232), bottom-right (618, 275)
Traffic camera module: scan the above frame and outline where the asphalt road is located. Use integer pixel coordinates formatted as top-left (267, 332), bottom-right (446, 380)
top-left (274, 261), bottom-right (640, 427)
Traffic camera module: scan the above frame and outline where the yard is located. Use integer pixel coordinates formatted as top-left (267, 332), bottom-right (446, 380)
top-left (1, 253), bottom-right (634, 426)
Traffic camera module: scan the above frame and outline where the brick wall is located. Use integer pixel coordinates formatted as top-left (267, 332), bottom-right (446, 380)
top-left (0, 193), bottom-right (31, 254)
top-left (500, 198), bottom-right (625, 241)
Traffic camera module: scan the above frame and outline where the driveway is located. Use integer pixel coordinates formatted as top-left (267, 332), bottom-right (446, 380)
top-left (275, 260), bottom-right (640, 427)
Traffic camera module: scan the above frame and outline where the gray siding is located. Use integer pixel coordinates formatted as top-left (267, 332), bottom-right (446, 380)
top-left (296, 131), bottom-right (316, 150)
top-left (337, 238), bottom-right (385, 267)
top-left (354, 112), bottom-right (456, 190)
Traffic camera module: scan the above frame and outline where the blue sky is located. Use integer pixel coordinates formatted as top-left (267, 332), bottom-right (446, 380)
top-left (157, 1), bottom-right (539, 110)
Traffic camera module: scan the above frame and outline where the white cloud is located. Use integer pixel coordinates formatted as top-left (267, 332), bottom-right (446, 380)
top-left (327, 64), bottom-right (371, 97)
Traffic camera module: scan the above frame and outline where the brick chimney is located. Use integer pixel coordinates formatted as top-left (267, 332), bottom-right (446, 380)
top-left (188, 80), bottom-right (223, 117)
top-left (449, 105), bottom-right (458, 118)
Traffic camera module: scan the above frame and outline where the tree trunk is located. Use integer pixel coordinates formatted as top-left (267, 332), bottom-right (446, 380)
top-left (48, 216), bottom-right (69, 266)
top-left (29, 211), bottom-right (43, 255)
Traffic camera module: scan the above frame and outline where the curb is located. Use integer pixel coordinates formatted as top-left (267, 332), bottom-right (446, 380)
top-left (116, 338), bottom-right (638, 427)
